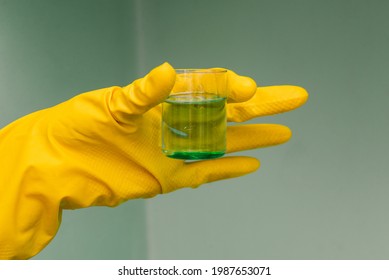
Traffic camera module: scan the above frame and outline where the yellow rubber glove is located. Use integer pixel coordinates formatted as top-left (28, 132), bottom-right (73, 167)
top-left (0, 62), bottom-right (308, 259)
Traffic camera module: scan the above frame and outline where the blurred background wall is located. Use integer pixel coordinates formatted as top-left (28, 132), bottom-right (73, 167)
top-left (140, 0), bottom-right (389, 259)
top-left (1, 0), bottom-right (389, 259)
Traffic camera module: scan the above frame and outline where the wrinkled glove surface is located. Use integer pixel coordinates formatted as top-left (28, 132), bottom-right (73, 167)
top-left (0, 63), bottom-right (308, 259)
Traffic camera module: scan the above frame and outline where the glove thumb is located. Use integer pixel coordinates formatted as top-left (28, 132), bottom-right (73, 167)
top-left (110, 62), bottom-right (176, 123)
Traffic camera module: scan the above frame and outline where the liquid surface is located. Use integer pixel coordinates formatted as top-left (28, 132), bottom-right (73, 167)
top-left (162, 93), bottom-right (226, 160)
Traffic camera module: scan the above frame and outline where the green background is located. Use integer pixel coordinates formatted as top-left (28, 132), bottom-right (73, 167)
top-left (1, 0), bottom-right (388, 259)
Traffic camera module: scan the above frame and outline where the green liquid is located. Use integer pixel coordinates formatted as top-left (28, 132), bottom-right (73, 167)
top-left (162, 93), bottom-right (226, 160)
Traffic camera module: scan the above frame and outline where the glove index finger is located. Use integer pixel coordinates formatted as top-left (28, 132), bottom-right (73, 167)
top-left (227, 85), bottom-right (309, 122)
top-left (226, 70), bottom-right (257, 103)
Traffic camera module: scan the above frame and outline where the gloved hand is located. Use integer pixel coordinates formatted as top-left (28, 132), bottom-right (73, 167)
top-left (0, 62), bottom-right (308, 259)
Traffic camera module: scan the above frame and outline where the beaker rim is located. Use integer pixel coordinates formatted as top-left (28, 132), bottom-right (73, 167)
top-left (175, 68), bottom-right (227, 74)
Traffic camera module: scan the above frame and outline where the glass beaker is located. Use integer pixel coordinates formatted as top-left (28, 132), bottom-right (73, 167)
top-left (162, 69), bottom-right (227, 160)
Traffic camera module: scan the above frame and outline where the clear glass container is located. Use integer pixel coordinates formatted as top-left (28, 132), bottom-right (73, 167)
top-left (162, 69), bottom-right (227, 159)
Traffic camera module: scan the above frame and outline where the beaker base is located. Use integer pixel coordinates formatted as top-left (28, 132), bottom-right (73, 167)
top-left (164, 151), bottom-right (225, 160)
